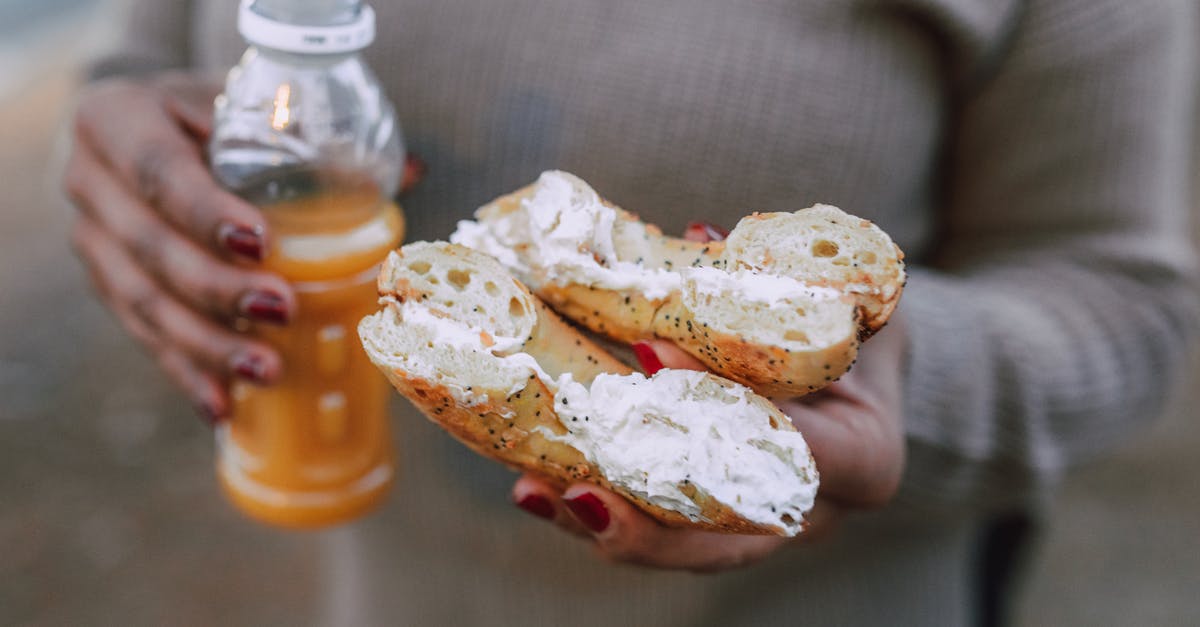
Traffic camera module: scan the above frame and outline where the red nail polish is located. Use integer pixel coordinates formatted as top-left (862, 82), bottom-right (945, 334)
top-left (240, 291), bottom-right (289, 324)
top-left (219, 223), bottom-right (264, 261)
top-left (631, 342), bottom-right (664, 375)
top-left (233, 354), bottom-right (268, 383)
top-left (683, 221), bottom-right (729, 243)
top-left (400, 153), bottom-right (427, 193)
top-left (565, 492), bottom-right (610, 533)
top-left (515, 494), bottom-right (555, 520)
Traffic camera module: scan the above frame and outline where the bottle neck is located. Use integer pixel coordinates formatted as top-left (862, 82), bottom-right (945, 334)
top-left (239, 0), bottom-right (374, 55)
top-left (252, 0), bottom-right (362, 27)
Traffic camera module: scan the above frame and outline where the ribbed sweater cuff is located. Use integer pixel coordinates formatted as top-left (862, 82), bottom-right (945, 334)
top-left (892, 267), bottom-right (1046, 513)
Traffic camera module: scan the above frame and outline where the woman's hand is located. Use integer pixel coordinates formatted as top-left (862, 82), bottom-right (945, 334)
top-left (65, 72), bottom-right (293, 423)
top-left (510, 305), bottom-right (908, 573)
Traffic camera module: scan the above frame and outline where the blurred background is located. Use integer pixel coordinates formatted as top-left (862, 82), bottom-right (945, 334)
top-left (1, 1), bottom-right (1198, 625)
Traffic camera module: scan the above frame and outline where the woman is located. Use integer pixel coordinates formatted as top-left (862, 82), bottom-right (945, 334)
top-left (65, 0), bottom-right (1198, 624)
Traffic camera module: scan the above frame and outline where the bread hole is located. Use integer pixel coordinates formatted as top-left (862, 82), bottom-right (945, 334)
top-left (794, 307), bottom-right (807, 317)
top-left (442, 300), bottom-right (455, 308)
top-left (446, 269), bottom-right (472, 290)
top-left (508, 297), bottom-right (525, 318)
top-left (812, 240), bottom-right (839, 258)
top-left (784, 329), bottom-right (810, 343)
top-left (408, 261), bottom-right (432, 275)
top-left (484, 281), bottom-right (500, 297)
top-left (832, 257), bottom-right (850, 266)
top-left (780, 514), bottom-right (796, 525)
top-left (428, 276), bottom-right (440, 284)
top-left (854, 251), bottom-right (877, 265)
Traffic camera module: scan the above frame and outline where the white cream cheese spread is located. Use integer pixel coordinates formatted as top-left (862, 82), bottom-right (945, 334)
top-left (451, 170), bottom-right (681, 299)
top-left (682, 266), bottom-right (843, 306)
top-left (544, 370), bottom-right (818, 535)
top-left (360, 301), bottom-right (548, 412)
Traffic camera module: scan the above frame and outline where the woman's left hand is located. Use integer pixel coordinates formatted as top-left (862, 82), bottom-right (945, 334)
top-left (510, 320), bottom-right (908, 573)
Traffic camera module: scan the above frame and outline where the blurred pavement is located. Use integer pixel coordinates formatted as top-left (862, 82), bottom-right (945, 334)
top-left (1, 6), bottom-right (1198, 626)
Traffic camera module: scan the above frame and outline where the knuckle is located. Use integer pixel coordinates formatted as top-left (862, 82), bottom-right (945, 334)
top-left (73, 80), bottom-right (133, 137)
top-left (128, 289), bottom-right (165, 335)
top-left (198, 272), bottom-right (242, 315)
top-left (128, 222), bottom-right (166, 270)
top-left (133, 140), bottom-right (195, 214)
top-left (186, 191), bottom-right (225, 237)
top-left (62, 157), bottom-right (90, 208)
top-left (133, 142), bottom-right (173, 208)
top-left (598, 534), bottom-right (652, 564)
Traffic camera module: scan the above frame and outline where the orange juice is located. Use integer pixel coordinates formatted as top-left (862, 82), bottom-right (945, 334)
top-left (216, 168), bottom-right (403, 529)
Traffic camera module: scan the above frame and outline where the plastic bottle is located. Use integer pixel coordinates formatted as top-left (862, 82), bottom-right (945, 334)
top-left (209, 0), bottom-right (403, 528)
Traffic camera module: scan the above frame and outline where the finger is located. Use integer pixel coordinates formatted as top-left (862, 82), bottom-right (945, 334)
top-left (71, 217), bottom-right (164, 352)
top-left (781, 322), bottom-right (908, 507)
top-left (777, 398), bottom-right (902, 508)
top-left (682, 221), bottom-right (729, 243)
top-left (160, 78), bottom-right (219, 141)
top-left (630, 339), bottom-right (706, 375)
top-left (399, 153), bottom-right (427, 194)
top-left (157, 347), bottom-right (230, 425)
top-left (72, 218), bottom-right (232, 421)
top-left (65, 144), bottom-right (295, 324)
top-left (74, 81), bottom-right (267, 260)
top-left (795, 498), bottom-right (845, 543)
top-left (70, 215), bottom-right (282, 386)
top-left (510, 474), bottom-right (590, 538)
top-left (562, 484), bottom-right (784, 573)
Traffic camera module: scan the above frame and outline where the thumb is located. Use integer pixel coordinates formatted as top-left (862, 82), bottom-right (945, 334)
top-left (631, 339), bottom-right (706, 374)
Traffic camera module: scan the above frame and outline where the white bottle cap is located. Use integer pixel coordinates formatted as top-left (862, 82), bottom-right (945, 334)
top-left (238, 0), bottom-right (375, 54)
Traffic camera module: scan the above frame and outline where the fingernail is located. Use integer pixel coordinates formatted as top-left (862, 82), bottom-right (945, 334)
top-left (564, 492), bottom-right (610, 533)
top-left (684, 221), bottom-right (729, 243)
top-left (631, 341), bottom-right (664, 375)
top-left (515, 494), bottom-right (555, 520)
top-left (239, 291), bottom-right (289, 324)
top-left (196, 401), bottom-right (222, 427)
top-left (219, 223), bottom-right (265, 261)
top-left (400, 153), bottom-right (428, 193)
top-left (232, 353), bottom-right (269, 383)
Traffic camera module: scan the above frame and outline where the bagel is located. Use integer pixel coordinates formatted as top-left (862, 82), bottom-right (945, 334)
top-left (451, 171), bottom-right (904, 396)
top-left (358, 242), bottom-right (819, 536)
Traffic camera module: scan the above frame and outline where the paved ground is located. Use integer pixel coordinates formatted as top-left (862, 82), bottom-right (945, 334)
top-left (1, 11), bottom-right (1198, 627)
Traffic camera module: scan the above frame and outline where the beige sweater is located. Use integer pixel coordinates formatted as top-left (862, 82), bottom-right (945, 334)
top-left (93, 0), bottom-right (1199, 624)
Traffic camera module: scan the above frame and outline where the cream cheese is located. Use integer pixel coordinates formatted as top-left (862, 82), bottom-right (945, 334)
top-left (451, 170), bottom-right (681, 299)
top-left (362, 301), bottom-right (551, 411)
top-left (682, 266), bottom-right (843, 306)
top-left (543, 370), bottom-right (818, 535)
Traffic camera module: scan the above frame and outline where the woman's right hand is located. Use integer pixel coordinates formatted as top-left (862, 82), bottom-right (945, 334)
top-left (65, 73), bottom-right (295, 424)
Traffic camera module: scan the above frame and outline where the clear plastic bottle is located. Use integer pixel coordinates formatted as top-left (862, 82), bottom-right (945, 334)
top-left (209, 0), bottom-right (403, 528)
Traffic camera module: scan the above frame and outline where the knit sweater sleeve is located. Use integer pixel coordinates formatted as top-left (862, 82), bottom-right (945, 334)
top-left (87, 0), bottom-right (193, 80)
top-left (896, 0), bottom-right (1200, 513)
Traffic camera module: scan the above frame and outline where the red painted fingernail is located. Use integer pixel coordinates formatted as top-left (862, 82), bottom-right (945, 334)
top-left (631, 341), bottom-right (664, 375)
top-left (232, 354), bottom-right (268, 383)
top-left (515, 494), bottom-right (555, 520)
top-left (240, 291), bottom-right (289, 324)
top-left (219, 223), bottom-right (265, 261)
top-left (565, 492), bottom-right (610, 533)
top-left (684, 221), bottom-right (729, 243)
top-left (400, 153), bottom-right (427, 193)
